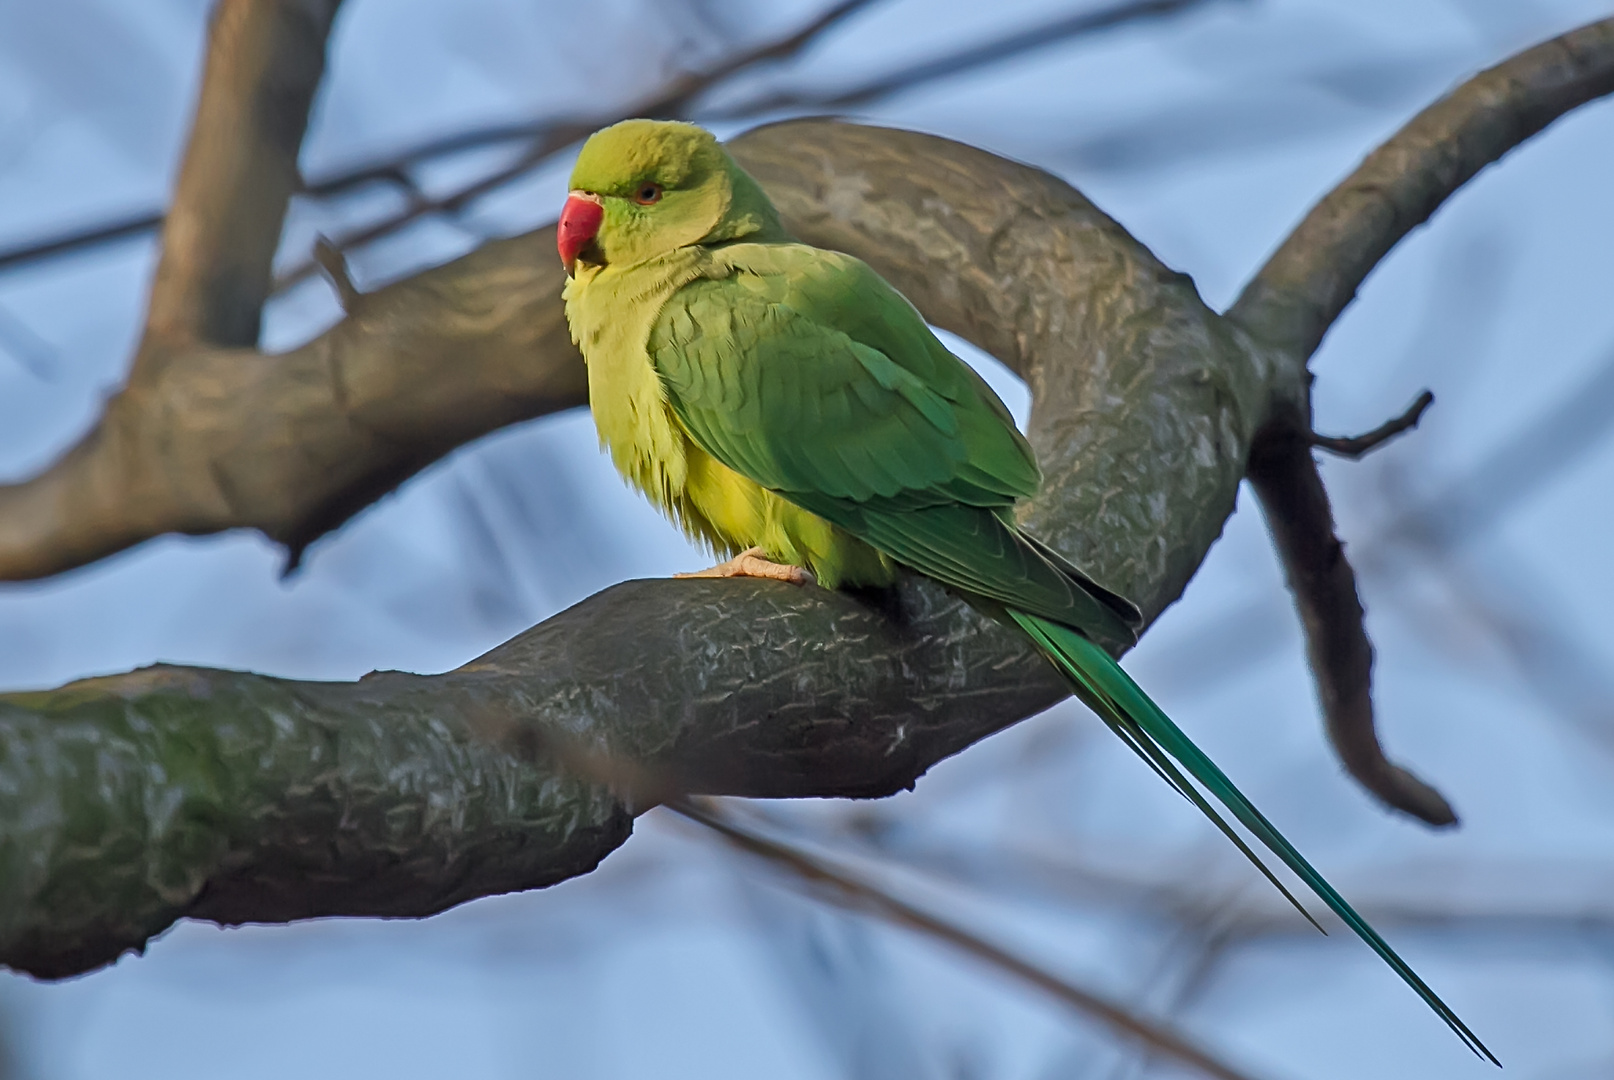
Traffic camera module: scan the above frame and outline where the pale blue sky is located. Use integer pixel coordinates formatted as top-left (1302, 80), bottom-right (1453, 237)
top-left (2, 2), bottom-right (1614, 1077)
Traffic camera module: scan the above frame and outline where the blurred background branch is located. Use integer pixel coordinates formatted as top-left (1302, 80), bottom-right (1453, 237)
top-left (673, 797), bottom-right (1270, 1080)
top-left (0, 0), bottom-right (1218, 287)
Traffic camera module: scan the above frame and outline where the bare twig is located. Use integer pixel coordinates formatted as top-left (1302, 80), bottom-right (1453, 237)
top-left (1129, 339), bottom-right (1614, 702)
top-left (311, 235), bottom-right (361, 312)
top-left (0, 0), bottom-right (1223, 291)
top-left (707, 0), bottom-right (1225, 117)
top-left (1386, 341), bottom-right (1614, 548)
top-left (0, 209), bottom-right (163, 274)
top-left (0, 303), bottom-right (58, 381)
top-left (270, 0), bottom-right (879, 294)
top-left (671, 798), bottom-right (1271, 1080)
top-left (0, 0), bottom-right (874, 281)
top-left (1310, 390), bottom-right (1434, 459)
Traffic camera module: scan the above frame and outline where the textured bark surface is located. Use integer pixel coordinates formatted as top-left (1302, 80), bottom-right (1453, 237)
top-left (0, 122), bottom-right (1267, 978)
top-left (0, 665), bottom-right (629, 979)
top-left (3, 13), bottom-right (1614, 980)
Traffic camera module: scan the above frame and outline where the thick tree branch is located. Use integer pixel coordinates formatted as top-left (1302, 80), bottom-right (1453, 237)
top-left (1225, 17), bottom-right (1614, 825)
top-left (142, 0), bottom-right (344, 358)
top-left (8, 14), bottom-right (1614, 981)
top-left (0, 121), bottom-right (1260, 601)
top-left (0, 121), bottom-right (1269, 977)
top-left (0, 230), bottom-right (585, 578)
top-left (0, 0), bottom-right (348, 578)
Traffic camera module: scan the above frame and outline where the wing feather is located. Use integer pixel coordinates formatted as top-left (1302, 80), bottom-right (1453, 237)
top-left (649, 244), bottom-right (1141, 641)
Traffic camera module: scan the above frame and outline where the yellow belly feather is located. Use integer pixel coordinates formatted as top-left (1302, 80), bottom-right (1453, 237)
top-left (564, 250), bottom-right (893, 590)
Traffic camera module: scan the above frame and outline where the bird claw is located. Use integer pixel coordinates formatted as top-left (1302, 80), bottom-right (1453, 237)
top-left (675, 547), bottom-right (816, 586)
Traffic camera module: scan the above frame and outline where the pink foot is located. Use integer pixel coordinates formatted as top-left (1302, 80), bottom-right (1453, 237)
top-left (675, 546), bottom-right (816, 586)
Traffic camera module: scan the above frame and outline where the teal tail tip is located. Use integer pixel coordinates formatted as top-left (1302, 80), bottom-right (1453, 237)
top-left (1007, 609), bottom-right (1502, 1068)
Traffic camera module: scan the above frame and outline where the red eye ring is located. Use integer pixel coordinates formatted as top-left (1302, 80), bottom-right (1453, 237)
top-left (633, 181), bottom-right (664, 205)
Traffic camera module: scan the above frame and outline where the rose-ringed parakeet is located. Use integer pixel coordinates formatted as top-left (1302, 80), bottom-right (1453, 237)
top-left (558, 119), bottom-right (1493, 1062)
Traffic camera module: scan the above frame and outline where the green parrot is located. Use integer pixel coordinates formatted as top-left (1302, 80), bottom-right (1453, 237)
top-left (558, 118), bottom-right (1493, 1063)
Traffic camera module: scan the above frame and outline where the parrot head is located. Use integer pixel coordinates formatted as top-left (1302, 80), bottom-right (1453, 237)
top-left (558, 119), bottom-right (783, 277)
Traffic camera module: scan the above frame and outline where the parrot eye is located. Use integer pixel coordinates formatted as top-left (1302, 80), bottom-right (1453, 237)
top-left (633, 181), bottom-right (664, 206)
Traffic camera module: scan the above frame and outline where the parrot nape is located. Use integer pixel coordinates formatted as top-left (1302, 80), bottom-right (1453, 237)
top-left (557, 118), bottom-right (1494, 1064)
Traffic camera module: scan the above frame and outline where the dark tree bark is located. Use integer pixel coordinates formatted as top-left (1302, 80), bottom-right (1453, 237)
top-left (1, 6), bottom-right (1611, 982)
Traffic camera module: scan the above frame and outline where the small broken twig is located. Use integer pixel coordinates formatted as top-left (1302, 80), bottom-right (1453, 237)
top-left (311, 235), bottom-right (362, 311)
top-left (1310, 390), bottom-right (1434, 460)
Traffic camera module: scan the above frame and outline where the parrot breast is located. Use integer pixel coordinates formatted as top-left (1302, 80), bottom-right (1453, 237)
top-left (562, 250), bottom-right (895, 590)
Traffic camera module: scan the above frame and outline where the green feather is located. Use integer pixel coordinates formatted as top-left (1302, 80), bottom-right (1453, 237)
top-left (564, 119), bottom-right (1497, 1064)
top-left (1008, 611), bottom-right (1497, 1065)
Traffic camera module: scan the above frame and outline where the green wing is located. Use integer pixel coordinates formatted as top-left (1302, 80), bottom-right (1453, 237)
top-left (647, 244), bottom-right (1497, 1062)
top-left (649, 243), bottom-right (1141, 643)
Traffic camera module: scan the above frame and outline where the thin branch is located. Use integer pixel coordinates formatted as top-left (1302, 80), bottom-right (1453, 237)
top-left (1121, 336), bottom-right (1614, 701)
top-left (1385, 340), bottom-right (1614, 548)
top-left (0, 0), bottom-right (875, 281)
top-left (0, 209), bottom-right (163, 274)
top-left (0, 303), bottom-right (58, 381)
top-left (271, 0), bottom-right (879, 294)
top-left (707, 0), bottom-right (1224, 117)
top-left (1229, 16), bottom-right (1614, 358)
top-left (672, 798), bottom-right (1271, 1080)
top-left (1310, 390), bottom-right (1434, 460)
top-left (0, 0), bottom-right (1222, 292)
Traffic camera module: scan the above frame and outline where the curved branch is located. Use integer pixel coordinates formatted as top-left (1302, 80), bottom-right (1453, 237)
top-left (1228, 17), bottom-right (1614, 825)
top-left (1229, 16), bottom-right (1614, 357)
top-left (0, 121), bottom-right (1261, 605)
top-left (0, 230), bottom-right (588, 579)
top-left (0, 122), bottom-right (1269, 977)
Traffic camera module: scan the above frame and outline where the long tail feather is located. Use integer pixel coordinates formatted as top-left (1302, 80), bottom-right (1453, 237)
top-left (1009, 609), bottom-right (1498, 1066)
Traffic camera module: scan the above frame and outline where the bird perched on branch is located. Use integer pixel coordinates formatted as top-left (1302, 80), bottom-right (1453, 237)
top-left (558, 118), bottom-right (1493, 1063)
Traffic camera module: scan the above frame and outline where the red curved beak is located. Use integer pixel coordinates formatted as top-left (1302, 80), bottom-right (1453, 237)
top-left (558, 192), bottom-right (604, 276)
